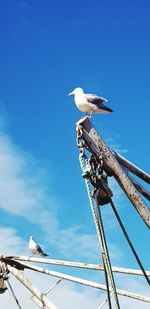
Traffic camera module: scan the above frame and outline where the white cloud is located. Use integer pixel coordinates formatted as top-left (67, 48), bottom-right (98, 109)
top-left (0, 227), bottom-right (26, 256)
top-left (117, 276), bottom-right (150, 309)
top-left (0, 129), bottom-right (60, 237)
top-left (0, 124), bottom-right (103, 262)
top-left (104, 136), bottom-right (128, 155)
top-left (0, 132), bottom-right (49, 214)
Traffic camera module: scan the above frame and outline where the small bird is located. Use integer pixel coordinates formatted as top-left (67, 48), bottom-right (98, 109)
top-left (68, 87), bottom-right (113, 115)
top-left (28, 236), bottom-right (48, 257)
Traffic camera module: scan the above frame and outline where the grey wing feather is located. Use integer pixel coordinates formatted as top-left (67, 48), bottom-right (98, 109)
top-left (36, 244), bottom-right (44, 254)
top-left (85, 93), bottom-right (108, 105)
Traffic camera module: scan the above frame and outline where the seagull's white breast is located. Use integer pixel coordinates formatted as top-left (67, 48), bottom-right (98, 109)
top-left (74, 94), bottom-right (93, 113)
top-left (29, 238), bottom-right (37, 254)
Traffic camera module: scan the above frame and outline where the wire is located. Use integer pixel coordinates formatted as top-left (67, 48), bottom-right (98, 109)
top-left (110, 199), bottom-right (150, 287)
top-left (7, 279), bottom-right (22, 309)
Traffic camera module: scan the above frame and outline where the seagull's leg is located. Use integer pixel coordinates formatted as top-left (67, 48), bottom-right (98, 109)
top-left (89, 110), bottom-right (93, 118)
top-left (85, 112), bottom-right (91, 118)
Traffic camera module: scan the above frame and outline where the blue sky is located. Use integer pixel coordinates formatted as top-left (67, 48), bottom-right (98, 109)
top-left (0, 0), bottom-right (150, 308)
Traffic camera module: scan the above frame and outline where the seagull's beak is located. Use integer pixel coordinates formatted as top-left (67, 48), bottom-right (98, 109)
top-left (68, 91), bottom-right (73, 96)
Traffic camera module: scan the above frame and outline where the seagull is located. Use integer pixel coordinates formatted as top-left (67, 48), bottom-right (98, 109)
top-left (68, 87), bottom-right (113, 115)
top-left (28, 236), bottom-right (48, 257)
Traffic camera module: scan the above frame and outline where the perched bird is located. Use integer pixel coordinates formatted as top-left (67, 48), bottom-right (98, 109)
top-left (68, 87), bottom-right (113, 115)
top-left (28, 236), bottom-right (48, 257)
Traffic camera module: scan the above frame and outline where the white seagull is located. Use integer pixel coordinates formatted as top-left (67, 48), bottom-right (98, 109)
top-left (68, 87), bottom-right (113, 115)
top-left (28, 236), bottom-right (48, 257)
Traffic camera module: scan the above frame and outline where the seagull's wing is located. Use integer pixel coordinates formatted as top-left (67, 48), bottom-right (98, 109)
top-left (85, 94), bottom-right (113, 113)
top-left (85, 94), bottom-right (108, 105)
top-left (35, 243), bottom-right (45, 254)
top-left (35, 242), bottom-right (48, 256)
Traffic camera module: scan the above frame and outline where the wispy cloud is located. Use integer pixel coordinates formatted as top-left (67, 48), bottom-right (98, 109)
top-left (105, 136), bottom-right (128, 154)
top-left (0, 120), bottom-right (101, 261)
top-left (0, 127), bottom-right (59, 229)
top-left (0, 227), bottom-right (26, 255)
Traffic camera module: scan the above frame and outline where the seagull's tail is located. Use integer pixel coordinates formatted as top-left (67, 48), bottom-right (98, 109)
top-left (42, 253), bottom-right (49, 257)
top-left (100, 103), bottom-right (113, 113)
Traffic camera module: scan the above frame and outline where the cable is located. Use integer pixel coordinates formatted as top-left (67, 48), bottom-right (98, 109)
top-left (110, 199), bottom-right (150, 287)
top-left (79, 153), bottom-right (120, 308)
top-left (96, 200), bottom-right (120, 309)
top-left (102, 253), bottom-right (112, 309)
top-left (7, 279), bottom-right (22, 309)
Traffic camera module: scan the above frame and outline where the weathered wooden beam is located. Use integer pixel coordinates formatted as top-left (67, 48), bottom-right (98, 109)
top-left (11, 261), bottom-right (150, 303)
top-left (114, 152), bottom-right (150, 184)
top-left (7, 264), bottom-right (58, 309)
top-left (118, 164), bottom-right (150, 201)
top-left (10, 256), bottom-right (150, 277)
top-left (129, 175), bottom-right (150, 201)
top-left (76, 117), bottom-right (150, 228)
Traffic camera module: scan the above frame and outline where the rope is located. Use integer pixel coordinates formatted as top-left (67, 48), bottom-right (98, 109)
top-left (7, 279), bottom-right (22, 309)
top-left (102, 255), bottom-right (112, 309)
top-left (95, 200), bottom-right (120, 309)
top-left (110, 199), bottom-right (150, 287)
top-left (79, 154), bottom-right (120, 309)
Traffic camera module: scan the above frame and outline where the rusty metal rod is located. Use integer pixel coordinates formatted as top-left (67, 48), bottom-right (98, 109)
top-left (76, 117), bottom-right (150, 228)
top-left (9, 256), bottom-right (150, 277)
top-left (12, 261), bottom-right (150, 303)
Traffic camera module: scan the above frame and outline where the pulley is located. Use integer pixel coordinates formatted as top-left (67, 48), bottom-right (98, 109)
top-left (93, 175), bottom-right (113, 206)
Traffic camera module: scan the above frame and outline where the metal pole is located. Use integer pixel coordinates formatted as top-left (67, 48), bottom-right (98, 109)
top-left (7, 264), bottom-right (58, 309)
top-left (11, 261), bottom-right (150, 303)
top-left (76, 117), bottom-right (150, 228)
top-left (10, 256), bottom-right (150, 277)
